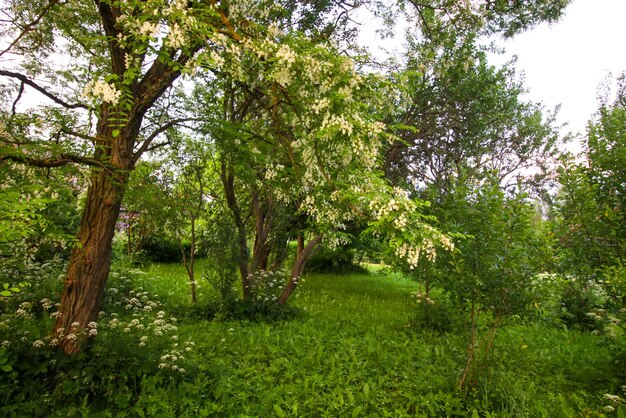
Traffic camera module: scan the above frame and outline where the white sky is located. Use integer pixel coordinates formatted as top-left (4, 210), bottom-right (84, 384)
top-left (488, 0), bottom-right (626, 138)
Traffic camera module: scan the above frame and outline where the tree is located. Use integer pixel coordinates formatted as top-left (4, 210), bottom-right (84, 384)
top-left (0, 0), bottom-right (278, 353)
top-left (553, 73), bottom-right (626, 321)
top-left (384, 38), bottom-right (561, 196)
top-left (0, 0), bottom-right (573, 353)
top-left (162, 137), bottom-right (213, 303)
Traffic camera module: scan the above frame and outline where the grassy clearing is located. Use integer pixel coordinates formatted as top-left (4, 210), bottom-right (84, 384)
top-left (3, 261), bottom-right (621, 416)
top-left (116, 262), bottom-right (622, 417)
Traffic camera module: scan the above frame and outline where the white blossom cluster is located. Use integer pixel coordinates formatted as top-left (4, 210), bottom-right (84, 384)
top-left (247, 268), bottom-right (290, 303)
top-left (411, 291), bottom-right (435, 305)
top-left (83, 80), bottom-right (122, 105)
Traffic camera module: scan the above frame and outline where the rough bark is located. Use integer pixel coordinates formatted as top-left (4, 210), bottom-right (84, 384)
top-left (278, 233), bottom-right (323, 305)
top-left (53, 89), bottom-right (145, 352)
top-left (53, 159), bottom-right (128, 354)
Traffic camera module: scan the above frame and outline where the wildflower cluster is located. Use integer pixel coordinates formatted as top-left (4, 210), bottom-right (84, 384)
top-left (602, 387), bottom-right (626, 413)
top-left (157, 340), bottom-right (195, 373)
top-left (411, 291), bottom-right (435, 306)
top-left (586, 307), bottom-right (626, 340)
top-left (246, 268), bottom-right (290, 304)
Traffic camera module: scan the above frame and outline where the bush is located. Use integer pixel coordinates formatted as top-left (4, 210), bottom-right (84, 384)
top-left (409, 291), bottom-right (458, 334)
top-left (0, 268), bottom-right (197, 416)
top-left (305, 247), bottom-right (368, 274)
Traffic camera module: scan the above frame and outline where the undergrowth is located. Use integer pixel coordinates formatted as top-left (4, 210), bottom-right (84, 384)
top-left (0, 262), bottom-right (624, 416)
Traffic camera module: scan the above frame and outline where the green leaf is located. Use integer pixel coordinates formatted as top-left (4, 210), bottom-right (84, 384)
top-left (1, 365), bottom-right (11, 372)
top-left (0, 290), bottom-right (11, 297)
top-left (273, 404), bottom-right (285, 418)
top-left (112, 129), bottom-right (120, 137)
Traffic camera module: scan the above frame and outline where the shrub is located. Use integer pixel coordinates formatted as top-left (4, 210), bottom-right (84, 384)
top-left (305, 247), bottom-right (368, 274)
top-left (0, 268), bottom-right (196, 416)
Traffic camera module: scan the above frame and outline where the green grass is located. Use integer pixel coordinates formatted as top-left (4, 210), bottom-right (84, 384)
top-left (117, 262), bottom-right (623, 417)
top-left (2, 261), bottom-right (624, 416)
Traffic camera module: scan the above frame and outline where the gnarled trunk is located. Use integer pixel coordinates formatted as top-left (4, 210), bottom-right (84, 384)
top-left (53, 166), bottom-right (127, 354)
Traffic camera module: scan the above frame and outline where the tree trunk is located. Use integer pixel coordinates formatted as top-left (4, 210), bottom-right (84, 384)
top-left (53, 99), bottom-right (140, 354)
top-left (177, 217), bottom-right (197, 304)
top-left (53, 166), bottom-right (127, 354)
top-left (221, 161), bottom-right (250, 299)
top-left (251, 193), bottom-right (273, 272)
top-left (270, 237), bottom-right (289, 270)
top-left (278, 233), bottom-right (323, 305)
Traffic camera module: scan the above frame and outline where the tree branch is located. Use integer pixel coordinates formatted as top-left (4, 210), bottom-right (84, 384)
top-left (1, 150), bottom-right (112, 169)
top-left (60, 128), bottom-right (97, 143)
top-left (95, 0), bottom-right (126, 77)
top-left (0, 70), bottom-right (88, 109)
top-left (0, 0), bottom-right (61, 58)
top-left (10, 81), bottom-right (24, 118)
top-left (131, 117), bottom-right (204, 163)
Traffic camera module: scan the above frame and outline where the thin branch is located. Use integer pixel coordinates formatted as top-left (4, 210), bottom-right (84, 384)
top-left (0, 70), bottom-right (88, 109)
top-left (142, 140), bottom-right (170, 154)
top-left (10, 81), bottom-right (24, 118)
top-left (1, 151), bottom-right (112, 169)
top-left (60, 128), bottom-right (97, 143)
top-left (0, 0), bottom-right (61, 57)
top-left (131, 117), bottom-right (204, 162)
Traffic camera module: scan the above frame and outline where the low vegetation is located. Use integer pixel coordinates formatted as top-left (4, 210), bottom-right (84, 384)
top-left (0, 261), bottom-right (624, 416)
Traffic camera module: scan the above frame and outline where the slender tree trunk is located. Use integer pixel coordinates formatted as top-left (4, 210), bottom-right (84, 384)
top-left (127, 220), bottom-right (132, 257)
top-left (177, 217), bottom-right (197, 304)
top-left (459, 293), bottom-right (477, 390)
top-left (270, 237), bottom-right (289, 270)
top-left (221, 161), bottom-right (250, 299)
top-left (53, 166), bottom-right (127, 354)
top-left (278, 233), bottom-right (323, 305)
top-left (251, 193), bottom-right (273, 272)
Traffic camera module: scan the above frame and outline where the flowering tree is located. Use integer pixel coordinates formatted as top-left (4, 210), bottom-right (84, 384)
top-left (0, 0), bottom-right (573, 353)
top-left (0, 0), bottom-right (284, 353)
top-left (186, 27), bottom-right (456, 304)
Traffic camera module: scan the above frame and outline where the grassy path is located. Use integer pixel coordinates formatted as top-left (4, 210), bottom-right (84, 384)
top-left (125, 265), bottom-right (620, 417)
top-left (136, 271), bottom-right (465, 416)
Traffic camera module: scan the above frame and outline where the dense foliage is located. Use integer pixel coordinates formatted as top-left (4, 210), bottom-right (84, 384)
top-left (2, 0), bottom-right (625, 415)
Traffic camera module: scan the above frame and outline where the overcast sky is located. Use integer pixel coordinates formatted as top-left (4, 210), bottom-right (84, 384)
top-left (489, 0), bottom-right (626, 138)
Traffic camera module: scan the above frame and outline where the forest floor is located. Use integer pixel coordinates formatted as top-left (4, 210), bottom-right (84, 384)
top-left (2, 261), bottom-right (623, 416)
top-left (110, 262), bottom-right (621, 417)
